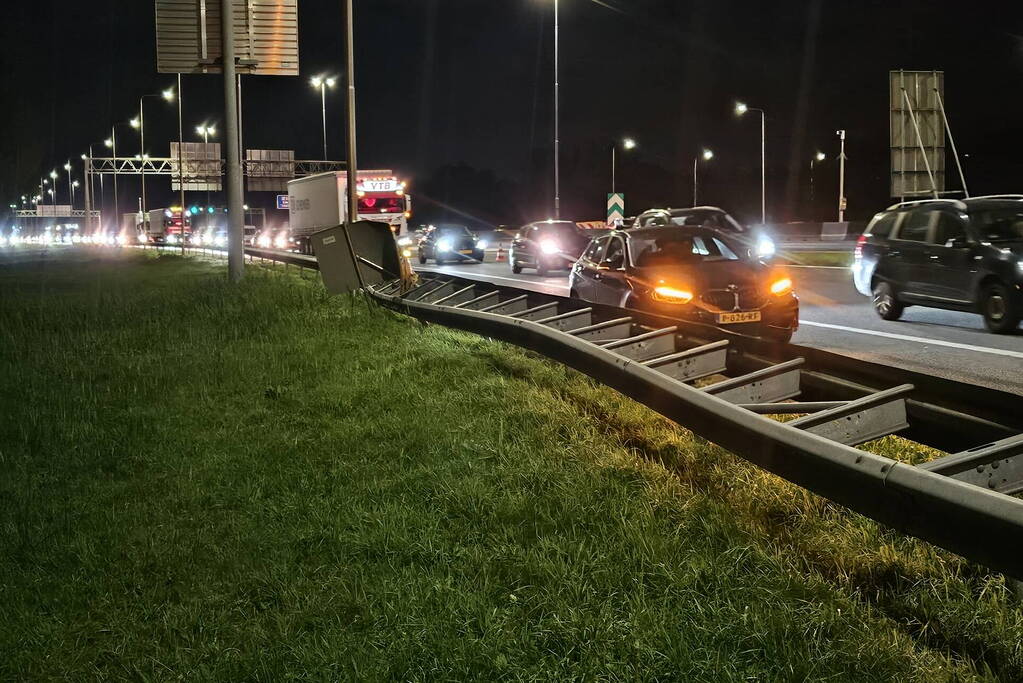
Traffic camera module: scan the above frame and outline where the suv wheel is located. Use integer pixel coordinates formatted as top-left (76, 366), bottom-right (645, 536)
top-left (536, 259), bottom-right (549, 277)
top-left (872, 282), bottom-right (904, 321)
top-left (511, 261), bottom-right (522, 274)
top-left (982, 282), bottom-right (1021, 333)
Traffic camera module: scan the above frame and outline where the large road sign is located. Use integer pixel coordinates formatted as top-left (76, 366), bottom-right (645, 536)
top-left (170, 141), bottom-right (222, 191)
top-left (607, 193), bottom-right (625, 227)
top-left (246, 149), bottom-right (296, 191)
top-left (155, 0), bottom-right (299, 75)
top-left (890, 70), bottom-right (946, 198)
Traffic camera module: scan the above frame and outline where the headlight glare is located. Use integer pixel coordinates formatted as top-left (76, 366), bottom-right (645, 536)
top-left (770, 277), bottom-right (793, 296)
top-left (652, 285), bottom-right (694, 304)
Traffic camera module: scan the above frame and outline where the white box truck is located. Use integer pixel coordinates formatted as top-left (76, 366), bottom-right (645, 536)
top-left (286, 170), bottom-right (410, 254)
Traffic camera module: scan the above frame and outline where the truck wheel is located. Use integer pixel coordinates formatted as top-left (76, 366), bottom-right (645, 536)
top-left (982, 281), bottom-right (1021, 333)
top-left (872, 282), bottom-right (904, 321)
top-left (512, 262), bottom-right (522, 274)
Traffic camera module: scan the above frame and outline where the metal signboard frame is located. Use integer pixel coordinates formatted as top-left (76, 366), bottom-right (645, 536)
top-left (170, 141), bottom-right (223, 191)
top-left (246, 149), bottom-right (296, 192)
top-left (156, 0), bottom-right (299, 75)
top-left (890, 70), bottom-right (946, 199)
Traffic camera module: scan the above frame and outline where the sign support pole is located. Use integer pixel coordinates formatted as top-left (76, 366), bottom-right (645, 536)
top-left (342, 0), bottom-right (365, 289)
top-left (177, 73), bottom-right (186, 256)
top-left (222, 0), bottom-right (245, 281)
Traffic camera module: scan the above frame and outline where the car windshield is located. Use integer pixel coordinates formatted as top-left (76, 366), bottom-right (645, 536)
top-left (667, 210), bottom-right (745, 232)
top-left (972, 207), bottom-right (1023, 242)
top-left (631, 232), bottom-right (740, 267)
top-left (436, 226), bottom-right (473, 237)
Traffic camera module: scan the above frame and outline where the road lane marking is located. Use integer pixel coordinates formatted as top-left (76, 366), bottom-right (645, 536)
top-left (800, 320), bottom-right (1023, 360)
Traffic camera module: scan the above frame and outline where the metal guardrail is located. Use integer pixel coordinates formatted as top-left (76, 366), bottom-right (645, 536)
top-left (232, 246), bottom-right (1023, 578)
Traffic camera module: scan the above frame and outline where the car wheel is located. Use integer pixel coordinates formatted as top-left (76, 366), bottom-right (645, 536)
top-left (435, 256), bottom-right (445, 266)
top-left (512, 261), bottom-right (522, 274)
top-left (418, 252), bottom-right (427, 265)
top-left (536, 260), bottom-right (549, 277)
top-left (872, 281), bottom-right (904, 321)
top-left (472, 250), bottom-right (484, 262)
top-left (981, 281), bottom-right (1021, 333)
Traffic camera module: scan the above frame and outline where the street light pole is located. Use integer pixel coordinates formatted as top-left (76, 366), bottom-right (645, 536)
top-left (837, 129), bottom-right (847, 222)
top-left (553, 0), bottom-right (561, 219)
top-left (810, 151), bottom-right (824, 220)
top-left (106, 127), bottom-right (119, 232)
top-left (221, 0), bottom-right (245, 281)
top-left (64, 162), bottom-right (73, 206)
top-left (693, 148), bottom-right (713, 205)
top-left (176, 73), bottom-right (186, 255)
top-left (735, 102), bottom-right (766, 225)
top-left (196, 125), bottom-right (217, 233)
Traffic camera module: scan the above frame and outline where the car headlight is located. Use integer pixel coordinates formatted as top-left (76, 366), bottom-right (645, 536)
top-left (756, 236), bottom-right (776, 259)
top-left (476, 239), bottom-right (488, 250)
top-left (770, 277), bottom-right (793, 296)
top-left (652, 285), bottom-right (694, 304)
top-left (437, 238), bottom-right (453, 252)
top-left (540, 239), bottom-right (560, 255)
top-left (167, 234), bottom-right (177, 244)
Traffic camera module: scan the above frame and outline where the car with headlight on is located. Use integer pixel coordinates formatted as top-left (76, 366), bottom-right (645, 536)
top-left (510, 220), bottom-right (591, 276)
top-left (853, 196), bottom-right (1023, 333)
top-left (631, 206), bottom-right (777, 260)
top-left (569, 225), bottom-right (799, 342)
top-left (417, 225), bottom-right (484, 265)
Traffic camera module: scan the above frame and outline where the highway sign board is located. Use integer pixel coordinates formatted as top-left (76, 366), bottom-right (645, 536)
top-left (155, 0), bottom-right (299, 75)
top-left (170, 141), bottom-right (222, 191)
top-left (607, 193), bottom-right (625, 227)
top-left (277, 195), bottom-right (289, 210)
top-left (246, 149), bottom-right (295, 191)
top-left (890, 70), bottom-right (946, 198)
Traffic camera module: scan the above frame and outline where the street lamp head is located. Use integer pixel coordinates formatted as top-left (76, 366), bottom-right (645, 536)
top-left (130, 117), bottom-right (141, 129)
top-left (325, 77), bottom-right (337, 88)
top-left (72, 181), bottom-right (80, 188)
top-left (162, 88), bottom-right (175, 102)
top-left (622, 138), bottom-right (636, 150)
top-left (49, 170), bottom-right (58, 179)
top-left (702, 148), bottom-right (714, 161)
top-left (734, 102), bottom-right (748, 116)
top-left (104, 138), bottom-right (113, 147)
top-left (80, 154), bottom-right (87, 160)
top-left (63, 162), bottom-right (71, 171)
top-left (207, 126), bottom-right (216, 137)
top-left (815, 151), bottom-right (826, 162)
top-left (311, 76), bottom-right (323, 88)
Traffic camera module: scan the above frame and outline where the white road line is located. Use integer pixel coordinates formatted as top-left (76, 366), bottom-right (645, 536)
top-left (800, 320), bottom-right (1023, 360)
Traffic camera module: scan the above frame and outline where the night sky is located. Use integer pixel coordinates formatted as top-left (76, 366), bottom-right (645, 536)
top-left (2, 0), bottom-right (1023, 229)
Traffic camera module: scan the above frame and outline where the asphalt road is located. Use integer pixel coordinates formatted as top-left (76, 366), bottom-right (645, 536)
top-left (416, 260), bottom-right (1023, 395)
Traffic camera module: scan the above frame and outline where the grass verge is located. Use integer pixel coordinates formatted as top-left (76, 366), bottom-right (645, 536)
top-left (0, 247), bottom-right (1020, 681)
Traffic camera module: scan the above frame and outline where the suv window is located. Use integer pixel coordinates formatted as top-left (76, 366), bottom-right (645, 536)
top-left (583, 237), bottom-right (608, 262)
top-left (638, 213), bottom-right (668, 228)
top-left (932, 212), bottom-right (967, 246)
top-left (868, 212), bottom-right (898, 238)
top-left (603, 236), bottom-right (625, 266)
top-left (896, 210), bottom-right (931, 242)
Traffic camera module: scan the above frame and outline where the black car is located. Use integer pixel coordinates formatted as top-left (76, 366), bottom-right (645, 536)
top-left (853, 196), bottom-right (1023, 333)
top-left (510, 220), bottom-right (592, 276)
top-left (631, 206), bottom-right (777, 260)
top-left (568, 225), bottom-right (799, 342)
top-left (417, 225), bottom-right (484, 265)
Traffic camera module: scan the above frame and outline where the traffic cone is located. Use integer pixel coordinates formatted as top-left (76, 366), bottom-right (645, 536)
top-left (496, 247), bottom-right (506, 262)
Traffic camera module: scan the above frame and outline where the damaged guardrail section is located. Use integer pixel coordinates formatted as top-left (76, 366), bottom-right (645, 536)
top-left (368, 280), bottom-right (1023, 580)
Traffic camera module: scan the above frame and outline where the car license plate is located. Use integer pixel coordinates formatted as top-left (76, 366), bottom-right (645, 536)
top-left (717, 311), bottom-right (762, 324)
top-left (459, 249), bottom-right (473, 254)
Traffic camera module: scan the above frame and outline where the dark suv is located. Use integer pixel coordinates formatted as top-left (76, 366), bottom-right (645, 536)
top-left (853, 196), bottom-right (1023, 333)
top-left (510, 220), bottom-right (592, 276)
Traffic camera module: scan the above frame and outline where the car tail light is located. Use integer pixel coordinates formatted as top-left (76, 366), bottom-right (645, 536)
top-left (854, 234), bottom-right (868, 259)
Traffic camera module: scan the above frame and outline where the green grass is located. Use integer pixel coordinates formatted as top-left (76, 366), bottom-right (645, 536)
top-left (778, 251), bottom-right (854, 267)
top-left (1, 247), bottom-right (1021, 681)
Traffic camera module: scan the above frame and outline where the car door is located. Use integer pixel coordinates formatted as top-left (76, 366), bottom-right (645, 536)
top-left (595, 235), bottom-right (631, 306)
top-left (888, 208), bottom-right (932, 300)
top-left (572, 236), bottom-right (609, 302)
top-left (918, 210), bottom-right (976, 305)
top-left (511, 226), bottom-right (531, 265)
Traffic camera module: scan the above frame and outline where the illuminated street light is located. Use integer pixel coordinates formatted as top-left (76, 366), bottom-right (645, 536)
top-left (734, 101), bottom-right (766, 224)
top-left (611, 137), bottom-right (637, 195)
top-left (130, 117), bottom-right (140, 129)
top-left (162, 88), bottom-right (175, 102)
top-left (195, 124), bottom-right (218, 230)
top-left (694, 148), bottom-right (714, 205)
top-left (311, 75), bottom-right (337, 160)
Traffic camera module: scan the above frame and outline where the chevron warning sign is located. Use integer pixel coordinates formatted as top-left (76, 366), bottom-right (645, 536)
top-left (607, 193), bottom-right (625, 227)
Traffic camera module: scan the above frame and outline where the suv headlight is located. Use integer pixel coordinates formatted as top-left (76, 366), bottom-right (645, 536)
top-left (437, 238), bottom-right (453, 252)
top-left (756, 236), bottom-right (776, 259)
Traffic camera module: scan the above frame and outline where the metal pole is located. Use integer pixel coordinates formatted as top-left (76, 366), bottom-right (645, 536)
top-left (693, 156), bottom-right (698, 205)
top-left (760, 110), bottom-right (766, 225)
top-left (809, 158), bottom-right (815, 216)
top-left (553, 0), bottom-right (561, 219)
top-left (934, 87), bottom-right (969, 197)
top-left (221, 0), bottom-right (244, 281)
top-left (611, 144), bottom-right (615, 195)
top-left (321, 83), bottom-right (328, 161)
top-left (177, 73), bottom-right (186, 256)
top-left (204, 130), bottom-right (211, 232)
top-left (140, 98), bottom-right (147, 234)
top-left (343, 0), bottom-right (366, 288)
top-left (84, 156), bottom-right (92, 236)
top-left (237, 74), bottom-right (245, 201)
top-left (111, 126), bottom-right (119, 234)
top-left (837, 130), bottom-right (847, 222)
top-left (66, 165), bottom-right (73, 207)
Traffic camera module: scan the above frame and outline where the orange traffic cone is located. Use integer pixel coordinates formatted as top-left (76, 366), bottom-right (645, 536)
top-left (496, 247), bottom-right (506, 262)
